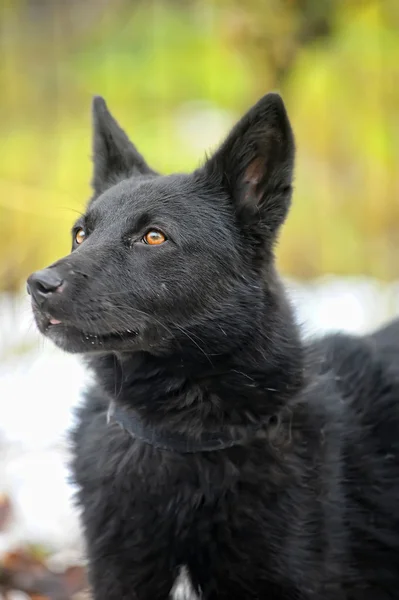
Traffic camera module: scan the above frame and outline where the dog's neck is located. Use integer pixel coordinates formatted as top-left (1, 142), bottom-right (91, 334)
top-left (106, 399), bottom-right (272, 452)
top-left (88, 306), bottom-right (305, 437)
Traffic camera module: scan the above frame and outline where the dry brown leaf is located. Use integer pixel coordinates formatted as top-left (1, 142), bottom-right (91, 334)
top-left (1, 549), bottom-right (87, 600)
top-left (0, 493), bottom-right (12, 531)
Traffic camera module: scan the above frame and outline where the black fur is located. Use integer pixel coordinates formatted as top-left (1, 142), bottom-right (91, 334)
top-left (27, 93), bottom-right (399, 599)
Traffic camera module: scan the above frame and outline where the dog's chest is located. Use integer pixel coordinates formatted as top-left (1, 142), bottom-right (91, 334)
top-left (170, 566), bottom-right (200, 600)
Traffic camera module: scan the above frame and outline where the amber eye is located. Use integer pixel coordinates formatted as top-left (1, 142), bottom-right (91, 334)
top-left (143, 230), bottom-right (166, 245)
top-left (74, 228), bottom-right (86, 245)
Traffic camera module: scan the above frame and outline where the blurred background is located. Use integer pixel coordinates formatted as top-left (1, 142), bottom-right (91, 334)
top-left (0, 0), bottom-right (398, 597)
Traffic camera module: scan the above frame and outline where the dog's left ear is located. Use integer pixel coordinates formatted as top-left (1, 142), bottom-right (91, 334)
top-left (91, 96), bottom-right (156, 196)
top-left (202, 93), bottom-right (294, 237)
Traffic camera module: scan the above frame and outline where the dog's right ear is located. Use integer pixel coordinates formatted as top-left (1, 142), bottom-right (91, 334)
top-left (91, 96), bottom-right (156, 196)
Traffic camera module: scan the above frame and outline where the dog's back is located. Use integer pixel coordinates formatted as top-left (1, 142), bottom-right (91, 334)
top-left (371, 317), bottom-right (399, 360)
top-left (310, 319), bottom-right (399, 597)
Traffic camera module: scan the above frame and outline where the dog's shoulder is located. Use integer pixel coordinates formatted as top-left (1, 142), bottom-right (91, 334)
top-left (309, 325), bottom-right (399, 412)
top-left (305, 326), bottom-right (399, 469)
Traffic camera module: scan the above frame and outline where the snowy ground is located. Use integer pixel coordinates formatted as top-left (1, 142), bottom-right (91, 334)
top-left (0, 277), bottom-right (398, 557)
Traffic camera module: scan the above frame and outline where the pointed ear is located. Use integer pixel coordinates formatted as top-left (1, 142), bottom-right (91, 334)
top-left (202, 93), bottom-right (295, 237)
top-left (91, 96), bottom-right (156, 196)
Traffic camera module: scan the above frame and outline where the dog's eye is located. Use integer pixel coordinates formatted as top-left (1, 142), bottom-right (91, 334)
top-left (74, 228), bottom-right (86, 245)
top-left (142, 230), bottom-right (167, 245)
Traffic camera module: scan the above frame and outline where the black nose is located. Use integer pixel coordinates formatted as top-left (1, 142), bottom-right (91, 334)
top-left (27, 269), bottom-right (64, 306)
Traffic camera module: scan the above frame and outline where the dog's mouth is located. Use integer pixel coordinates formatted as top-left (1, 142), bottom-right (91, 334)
top-left (36, 310), bottom-right (140, 353)
top-left (45, 318), bottom-right (138, 340)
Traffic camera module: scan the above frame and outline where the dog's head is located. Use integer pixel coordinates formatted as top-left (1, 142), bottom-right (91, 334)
top-left (27, 93), bottom-right (295, 355)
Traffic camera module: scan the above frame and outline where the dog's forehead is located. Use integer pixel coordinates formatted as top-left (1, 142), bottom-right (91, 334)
top-left (89, 174), bottom-right (201, 223)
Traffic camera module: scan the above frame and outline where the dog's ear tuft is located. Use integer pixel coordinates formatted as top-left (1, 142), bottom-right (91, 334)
top-left (202, 93), bottom-right (295, 237)
top-left (91, 96), bottom-right (156, 195)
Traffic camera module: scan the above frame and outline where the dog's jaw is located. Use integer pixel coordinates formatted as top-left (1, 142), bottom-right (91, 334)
top-left (31, 305), bottom-right (141, 354)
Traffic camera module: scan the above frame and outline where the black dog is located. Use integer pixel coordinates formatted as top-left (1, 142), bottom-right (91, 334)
top-left (27, 93), bottom-right (399, 599)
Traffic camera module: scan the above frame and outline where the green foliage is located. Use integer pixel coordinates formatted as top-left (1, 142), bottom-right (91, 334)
top-left (0, 0), bottom-right (398, 290)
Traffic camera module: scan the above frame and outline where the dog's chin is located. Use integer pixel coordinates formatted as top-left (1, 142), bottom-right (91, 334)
top-left (33, 311), bottom-right (140, 354)
top-left (47, 324), bottom-right (140, 354)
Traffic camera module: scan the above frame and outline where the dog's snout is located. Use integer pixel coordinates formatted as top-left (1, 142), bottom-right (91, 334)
top-left (27, 268), bottom-right (64, 306)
